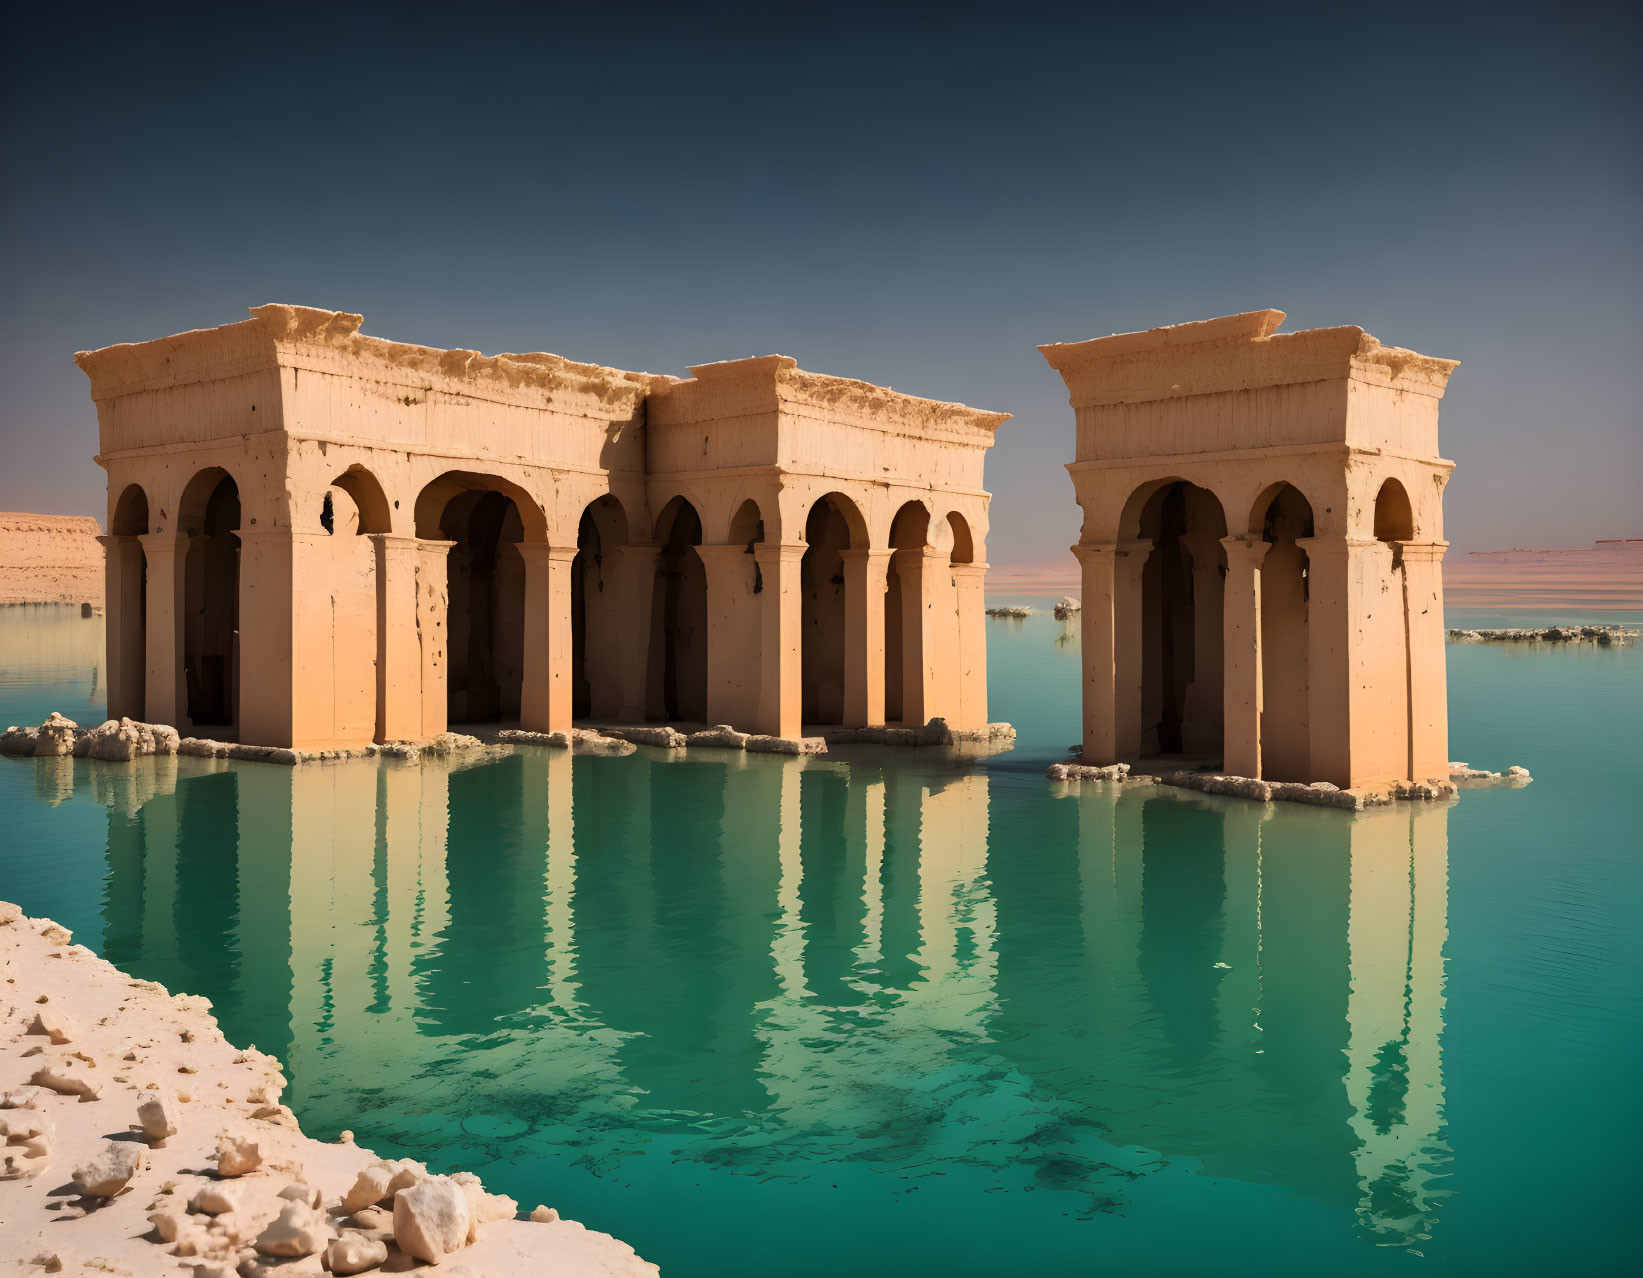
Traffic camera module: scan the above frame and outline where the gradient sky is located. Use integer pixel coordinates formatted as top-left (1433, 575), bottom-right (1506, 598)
top-left (2, 2), bottom-right (1637, 564)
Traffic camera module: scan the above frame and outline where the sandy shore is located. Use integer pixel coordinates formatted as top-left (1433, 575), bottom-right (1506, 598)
top-left (0, 516), bottom-right (103, 607)
top-left (1, 902), bottom-right (657, 1276)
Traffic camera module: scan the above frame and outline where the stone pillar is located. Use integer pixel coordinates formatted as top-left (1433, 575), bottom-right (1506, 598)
top-left (1072, 543), bottom-right (1118, 763)
top-left (606, 544), bottom-right (658, 722)
top-left (841, 549), bottom-right (892, 728)
top-left (890, 548), bottom-right (928, 725)
top-left (371, 534), bottom-right (422, 743)
top-left (1220, 536), bottom-right (1270, 778)
top-left (138, 531), bottom-right (188, 731)
top-left (518, 543), bottom-right (578, 734)
top-left (416, 539), bottom-right (455, 738)
top-left (1113, 539), bottom-right (1153, 758)
top-left (753, 541), bottom-right (805, 738)
top-left (950, 562), bottom-right (989, 729)
top-left (100, 534), bottom-right (146, 722)
top-left (698, 543), bottom-right (762, 728)
top-left (1399, 541), bottom-right (1450, 782)
top-left (1297, 536), bottom-right (1390, 788)
top-left (921, 548), bottom-right (958, 723)
top-left (237, 527), bottom-right (301, 749)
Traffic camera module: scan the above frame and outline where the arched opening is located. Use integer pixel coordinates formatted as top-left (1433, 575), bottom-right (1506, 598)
top-left (423, 483), bottom-right (531, 725)
top-left (1374, 478), bottom-right (1414, 544)
top-left (1135, 482), bottom-right (1227, 756)
top-left (572, 495), bottom-right (630, 719)
top-left (329, 465), bottom-right (392, 535)
top-left (1253, 482), bottom-right (1315, 781)
top-left (180, 471), bottom-right (240, 733)
top-left (646, 497), bottom-right (707, 723)
top-left (800, 493), bottom-right (863, 725)
top-left (947, 512), bottom-right (974, 565)
top-left (110, 484), bottom-right (150, 721)
top-left (885, 502), bottom-right (930, 724)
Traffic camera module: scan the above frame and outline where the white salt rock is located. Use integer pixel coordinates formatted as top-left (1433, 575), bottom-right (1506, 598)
top-left (215, 1134), bottom-right (261, 1177)
top-left (394, 1175), bottom-right (472, 1263)
top-left (148, 1209), bottom-right (186, 1242)
top-left (384, 1157), bottom-right (428, 1196)
top-left (341, 1163), bottom-right (394, 1211)
top-left (189, 1182), bottom-right (239, 1215)
top-left (253, 1201), bottom-right (331, 1257)
top-left (325, 1234), bottom-right (390, 1275)
top-left (138, 1095), bottom-right (178, 1144)
top-left (72, 1139), bottom-right (144, 1197)
top-left (30, 1059), bottom-right (100, 1101)
top-left (530, 1204), bottom-right (560, 1222)
top-left (450, 1170), bottom-right (518, 1242)
top-left (278, 1181), bottom-right (321, 1209)
top-left (1, 1086), bottom-right (44, 1109)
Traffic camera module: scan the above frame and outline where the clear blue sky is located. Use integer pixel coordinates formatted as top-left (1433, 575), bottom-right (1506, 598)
top-left (2, 2), bottom-right (1637, 562)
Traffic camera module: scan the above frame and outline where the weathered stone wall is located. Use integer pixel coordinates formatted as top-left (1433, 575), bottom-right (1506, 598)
top-left (0, 513), bottom-right (104, 605)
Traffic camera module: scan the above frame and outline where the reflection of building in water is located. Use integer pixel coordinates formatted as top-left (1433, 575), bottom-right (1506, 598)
top-left (85, 749), bottom-right (1447, 1242)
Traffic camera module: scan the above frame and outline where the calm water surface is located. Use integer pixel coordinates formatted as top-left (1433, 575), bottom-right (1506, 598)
top-left (1, 604), bottom-right (1639, 1276)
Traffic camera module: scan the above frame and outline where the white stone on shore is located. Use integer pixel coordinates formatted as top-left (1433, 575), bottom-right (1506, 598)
top-left (341, 1162), bottom-right (395, 1211)
top-left (30, 1058), bottom-right (101, 1101)
top-left (530, 1205), bottom-right (561, 1223)
top-left (33, 712), bottom-right (77, 757)
top-left (253, 1200), bottom-right (332, 1257)
top-left (1053, 596), bottom-right (1081, 620)
top-left (188, 1182), bottom-right (240, 1214)
top-left (137, 1095), bottom-right (177, 1145)
top-left (279, 1180), bottom-right (322, 1209)
top-left (395, 1174), bottom-right (473, 1263)
top-left (72, 1139), bottom-right (144, 1197)
top-left (326, 1233), bottom-right (390, 1275)
top-left (452, 1169), bottom-right (519, 1242)
top-left (215, 1134), bottom-right (261, 1177)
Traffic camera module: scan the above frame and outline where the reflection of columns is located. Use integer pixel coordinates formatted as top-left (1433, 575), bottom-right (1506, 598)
top-left (416, 539), bottom-right (455, 737)
top-left (1221, 536), bottom-right (1270, 777)
top-left (100, 534), bottom-right (146, 721)
top-left (841, 549), bottom-right (891, 728)
top-left (606, 544), bottom-right (658, 721)
top-left (1113, 539), bottom-right (1152, 757)
top-left (698, 544), bottom-right (761, 728)
top-left (371, 535), bottom-right (422, 742)
top-left (951, 561), bottom-right (988, 729)
top-left (1072, 542), bottom-right (1117, 762)
top-left (517, 543), bottom-right (577, 734)
top-left (138, 531), bottom-right (188, 730)
top-left (753, 542), bottom-right (805, 738)
top-left (1399, 542), bottom-right (1449, 782)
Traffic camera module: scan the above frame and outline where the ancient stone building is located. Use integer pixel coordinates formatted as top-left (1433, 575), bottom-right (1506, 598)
top-left (78, 306), bottom-right (1004, 750)
top-left (1042, 309), bottom-right (1454, 790)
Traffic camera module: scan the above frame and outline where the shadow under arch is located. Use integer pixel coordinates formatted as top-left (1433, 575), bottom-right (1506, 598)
top-left (646, 496), bottom-right (707, 722)
top-left (801, 492), bottom-right (868, 725)
top-left (1251, 481), bottom-right (1316, 781)
top-left (109, 484), bottom-right (150, 720)
top-left (178, 468), bottom-right (240, 733)
top-left (415, 472), bottom-right (547, 725)
top-left (885, 500), bottom-right (931, 724)
top-left (572, 494), bottom-right (631, 718)
top-left (1373, 478), bottom-right (1414, 544)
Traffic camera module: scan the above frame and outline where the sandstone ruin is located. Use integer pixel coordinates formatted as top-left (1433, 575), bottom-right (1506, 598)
top-left (77, 306), bottom-right (1005, 751)
top-left (1043, 309), bottom-right (1455, 791)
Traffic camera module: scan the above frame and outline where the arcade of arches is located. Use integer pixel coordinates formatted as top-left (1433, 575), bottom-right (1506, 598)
top-left (81, 305), bottom-right (1004, 750)
top-left (1045, 309), bottom-right (1458, 792)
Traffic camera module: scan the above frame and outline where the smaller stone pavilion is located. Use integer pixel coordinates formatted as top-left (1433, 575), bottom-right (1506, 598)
top-left (79, 306), bottom-right (1006, 751)
top-left (1041, 310), bottom-right (1455, 791)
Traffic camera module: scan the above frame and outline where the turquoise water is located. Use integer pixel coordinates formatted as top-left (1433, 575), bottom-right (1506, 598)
top-left (2, 604), bottom-right (1639, 1276)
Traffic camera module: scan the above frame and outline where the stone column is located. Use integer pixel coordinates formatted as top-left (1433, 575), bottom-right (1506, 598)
top-left (237, 527), bottom-right (302, 749)
top-left (753, 541), bottom-right (805, 739)
top-left (100, 534), bottom-right (146, 722)
top-left (1220, 536), bottom-right (1270, 778)
top-left (1113, 539), bottom-right (1153, 758)
top-left (606, 544), bottom-right (659, 722)
top-left (371, 534), bottom-right (422, 743)
top-left (1296, 536), bottom-right (1387, 788)
top-left (921, 548), bottom-right (958, 723)
top-left (950, 561), bottom-right (989, 730)
top-left (1072, 543), bottom-right (1118, 763)
top-left (1399, 541), bottom-right (1450, 782)
top-left (138, 531), bottom-right (188, 731)
top-left (842, 548), bottom-right (892, 728)
top-left (889, 548), bottom-right (927, 725)
top-left (518, 543), bottom-right (578, 734)
top-left (698, 543), bottom-right (762, 728)
top-left (416, 539), bottom-right (455, 738)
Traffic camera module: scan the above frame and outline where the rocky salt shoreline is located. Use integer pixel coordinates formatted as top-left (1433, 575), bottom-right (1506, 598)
top-left (1045, 759), bottom-right (1532, 810)
top-left (1447, 625), bottom-right (1637, 645)
top-left (0, 902), bottom-right (657, 1276)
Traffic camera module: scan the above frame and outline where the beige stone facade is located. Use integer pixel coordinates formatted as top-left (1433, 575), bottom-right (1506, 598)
top-left (1043, 309), bottom-right (1454, 790)
top-left (77, 306), bottom-right (1004, 751)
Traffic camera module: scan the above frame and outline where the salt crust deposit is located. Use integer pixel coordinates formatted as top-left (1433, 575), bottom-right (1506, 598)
top-left (1045, 759), bottom-right (1532, 810)
top-left (0, 901), bottom-right (657, 1277)
top-left (1447, 625), bottom-right (1636, 646)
